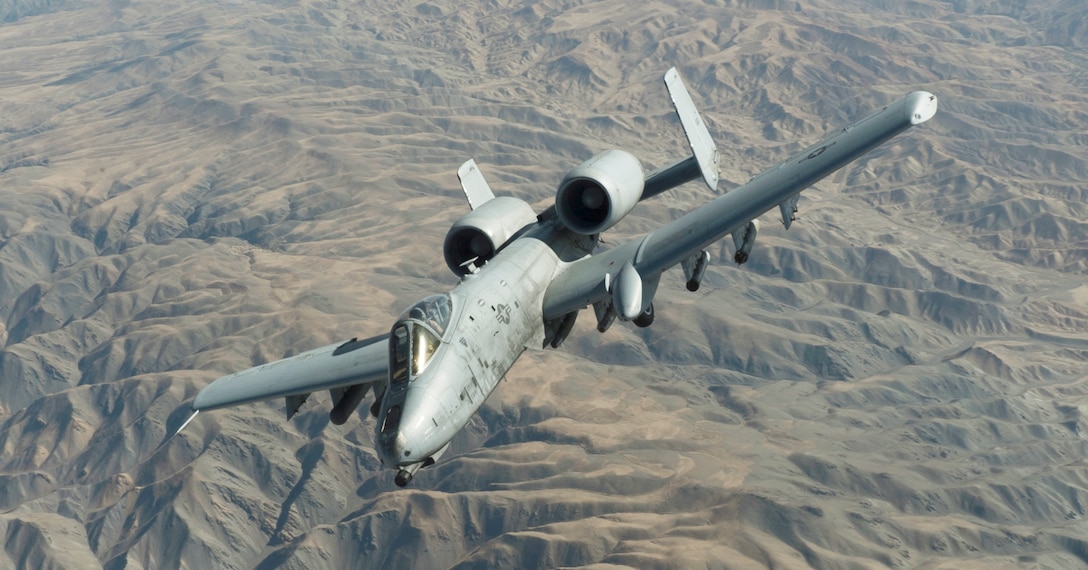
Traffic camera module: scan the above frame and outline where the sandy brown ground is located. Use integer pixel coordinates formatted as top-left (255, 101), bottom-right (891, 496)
top-left (2, 0), bottom-right (1088, 568)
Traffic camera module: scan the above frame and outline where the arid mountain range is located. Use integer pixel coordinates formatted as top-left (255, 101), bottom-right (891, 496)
top-left (2, 0), bottom-right (1088, 568)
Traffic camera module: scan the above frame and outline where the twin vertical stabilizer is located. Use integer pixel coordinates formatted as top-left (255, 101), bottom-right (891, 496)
top-left (457, 159), bottom-right (496, 210)
top-left (641, 67), bottom-right (721, 200)
top-left (664, 67), bottom-right (719, 192)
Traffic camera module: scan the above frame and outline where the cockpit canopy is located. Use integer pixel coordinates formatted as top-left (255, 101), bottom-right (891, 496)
top-left (398, 294), bottom-right (453, 336)
top-left (389, 294), bottom-right (453, 384)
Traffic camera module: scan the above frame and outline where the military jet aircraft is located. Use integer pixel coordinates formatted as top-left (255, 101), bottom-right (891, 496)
top-left (189, 68), bottom-right (938, 487)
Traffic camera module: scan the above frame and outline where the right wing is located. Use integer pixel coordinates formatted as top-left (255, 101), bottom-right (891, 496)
top-left (542, 87), bottom-right (938, 320)
top-left (192, 334), bottom-right (388, 419)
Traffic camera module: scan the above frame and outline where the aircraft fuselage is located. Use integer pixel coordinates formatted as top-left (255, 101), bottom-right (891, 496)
top-left (375, 223), bottom-right (586, 483)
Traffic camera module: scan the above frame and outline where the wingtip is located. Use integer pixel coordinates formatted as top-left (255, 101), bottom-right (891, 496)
top-left (906, 91), bottom-right (938, 125)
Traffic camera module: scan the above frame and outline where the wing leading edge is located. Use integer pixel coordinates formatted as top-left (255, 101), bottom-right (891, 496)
top-left (542, 90), bottom-right (938, 320)
top-left (192, 334), bottom-right (389, 416)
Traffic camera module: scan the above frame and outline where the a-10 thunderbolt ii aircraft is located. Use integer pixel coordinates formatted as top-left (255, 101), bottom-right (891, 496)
top-left (189, 68), bottom-right (937, 487)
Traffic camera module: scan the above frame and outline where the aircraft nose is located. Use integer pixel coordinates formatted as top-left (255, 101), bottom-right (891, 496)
top-left (379, 428), bottom-right (419, 467)
top-left (376, 387), bottom-right (442, 468)
top-left (394, 431), bottom-right (413, 461)
top-left (389, 427), bottom-right (434, 487)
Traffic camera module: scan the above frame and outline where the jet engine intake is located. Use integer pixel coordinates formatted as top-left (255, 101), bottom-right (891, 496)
top-left (443, 196), bottom-right (537, 276)
top-left (555, 149), bottom-right (644, 235)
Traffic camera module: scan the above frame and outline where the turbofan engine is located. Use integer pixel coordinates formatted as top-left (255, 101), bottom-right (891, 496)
top-left (443, 196), bottom-right (537, 276)
top-left (555, 149), bottom-right (644, 235)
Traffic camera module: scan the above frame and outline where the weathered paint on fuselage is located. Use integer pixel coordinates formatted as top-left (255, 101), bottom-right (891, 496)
top-left (376, 219), bottom-right (592, 469)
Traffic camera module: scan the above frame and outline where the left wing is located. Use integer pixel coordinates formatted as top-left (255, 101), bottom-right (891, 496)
top-left (542, 88), bottom-right (938, 320)
top-left (192, 334), bottom-right (388, 421)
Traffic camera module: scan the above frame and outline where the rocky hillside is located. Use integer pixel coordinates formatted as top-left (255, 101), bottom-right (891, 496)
top-left (2, 0), bottom-right (1088, 567)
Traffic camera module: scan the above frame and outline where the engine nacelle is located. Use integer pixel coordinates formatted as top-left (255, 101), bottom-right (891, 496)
top-left (443, 196), bottom-right (537, 276)
top-left (555, 149), bottom-right (644, 235)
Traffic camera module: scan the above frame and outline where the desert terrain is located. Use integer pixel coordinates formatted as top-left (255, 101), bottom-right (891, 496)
top-left (2, 0), bottom-right (1088, 568)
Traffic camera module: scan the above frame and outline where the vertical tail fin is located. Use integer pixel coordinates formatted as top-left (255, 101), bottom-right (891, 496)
top-left (457, 159), bottom-right (496, 210)
top-left (664, 67), bottom-right (719, 192)
top-left (642, 67), bottom-right (721, 199)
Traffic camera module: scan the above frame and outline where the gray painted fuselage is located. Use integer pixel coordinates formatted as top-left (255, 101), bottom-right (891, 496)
top-left (375, 223), bottom-right (587, 469)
